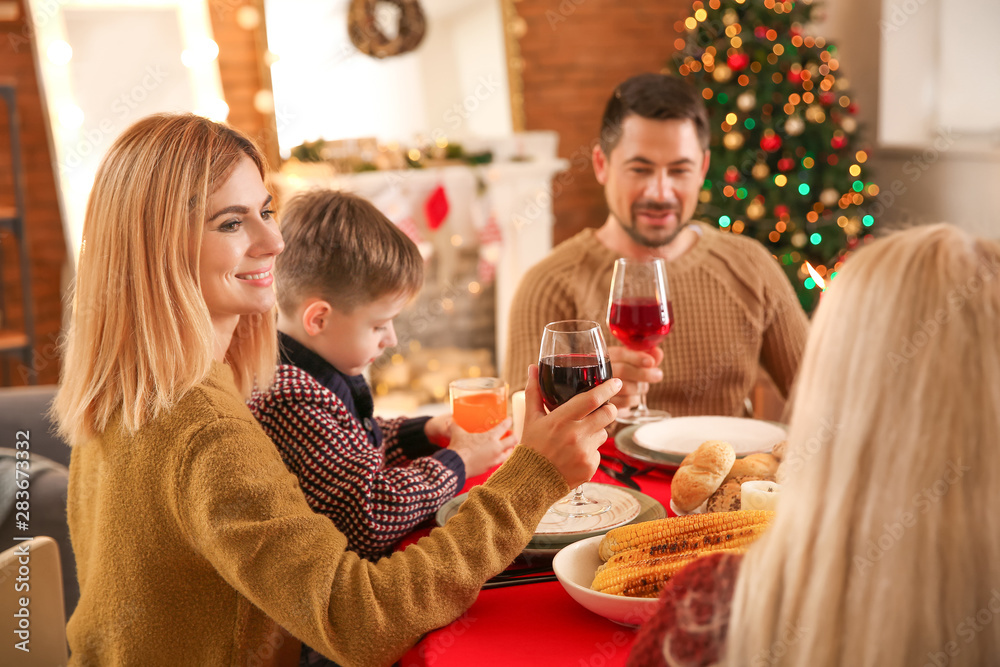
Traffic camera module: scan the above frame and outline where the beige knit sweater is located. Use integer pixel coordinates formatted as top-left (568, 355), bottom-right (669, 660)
top-left (504, 223), bottom-right (809, 417)
top-left (67, 362), bottom-right (568, 666)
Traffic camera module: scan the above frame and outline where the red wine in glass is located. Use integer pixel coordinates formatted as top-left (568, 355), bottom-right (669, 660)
top-left (537, 320), bottom-right (614, 517)
top-left (606, 258), bottom-right (672, 423)
top-left (608, 298), bottom-right (673, 351)
top-left (538, 353), bottom-right (612, 412)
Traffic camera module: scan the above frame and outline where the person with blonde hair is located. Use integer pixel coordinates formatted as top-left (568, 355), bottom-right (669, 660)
top-left (627, 223), bottom-right (1000, 667)
top-left (54, 112), bottom-right (622, 666)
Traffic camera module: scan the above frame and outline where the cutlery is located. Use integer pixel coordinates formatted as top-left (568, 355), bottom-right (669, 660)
top-left (481, 574), bottom-right (559, 590)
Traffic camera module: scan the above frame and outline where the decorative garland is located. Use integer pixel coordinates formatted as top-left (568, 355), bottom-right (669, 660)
top-left (348, 0), bottom-right (427, 59)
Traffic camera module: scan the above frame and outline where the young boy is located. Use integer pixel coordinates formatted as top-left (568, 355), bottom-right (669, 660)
top-left (249, 190), bottom-right (514, 561)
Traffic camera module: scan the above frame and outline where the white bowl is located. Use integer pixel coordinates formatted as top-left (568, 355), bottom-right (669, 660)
top-left (551, 535), bottom-right (661, 627)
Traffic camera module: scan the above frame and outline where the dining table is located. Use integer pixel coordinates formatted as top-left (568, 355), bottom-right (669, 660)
top-left (396, 435), bottom-right (677, 667)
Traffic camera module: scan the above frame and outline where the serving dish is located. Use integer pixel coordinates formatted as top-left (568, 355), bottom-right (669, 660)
top-left (552, 535), bottom-right (661, 627)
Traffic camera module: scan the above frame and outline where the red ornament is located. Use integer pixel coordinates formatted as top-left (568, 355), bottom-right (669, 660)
top-left (754, 26), bottom-right (767, 39)
top-left (727, 52), bottom-right (750, 71)
top-left (778, 157), bottom-right (795, 172)
top-left (831, 135), bottom-right (848, 150)
top-left (760, 134), bottom-right (783, 152)
top-left (424, 184), bottom-right (450, 230)
top-left (724, 166), bottom-right (740, 184)
top-left (774, 204), bottom-right (790, 219)
top-left (787, 69), bottom-right (803, 85)
top-left (819, 91), bottom-right (835, 106)
top-left (848, 103), bottom-right (859, 114)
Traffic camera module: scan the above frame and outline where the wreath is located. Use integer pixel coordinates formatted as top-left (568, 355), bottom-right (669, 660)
top-left (348, 0), bottom-right (427, 59)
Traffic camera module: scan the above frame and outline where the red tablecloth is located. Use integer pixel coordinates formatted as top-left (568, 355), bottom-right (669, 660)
top-left (399, 438), bottom-right (675, 667)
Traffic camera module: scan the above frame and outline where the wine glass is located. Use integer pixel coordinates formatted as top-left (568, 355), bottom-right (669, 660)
top-left (538, 320), bottom-right (613, 517)
top-left (607, 257), bottom-right (672, 424)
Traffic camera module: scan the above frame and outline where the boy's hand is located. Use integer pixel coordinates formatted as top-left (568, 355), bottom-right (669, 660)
top-left (607, 345), bottom-right (663, 411)
top-left (519, 365), bottom-right (621, 488)
top-left (447, 418), bottom-right (517, 478)
top-left (424, 414), bottom-right (453, 447)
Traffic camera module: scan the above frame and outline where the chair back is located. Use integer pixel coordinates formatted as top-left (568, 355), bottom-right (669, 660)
top-left (0, 535), bottom-right (68, 665)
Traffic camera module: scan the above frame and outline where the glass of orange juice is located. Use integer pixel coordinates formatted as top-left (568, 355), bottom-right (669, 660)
top-left (449, 378), bottom-right (508, 433)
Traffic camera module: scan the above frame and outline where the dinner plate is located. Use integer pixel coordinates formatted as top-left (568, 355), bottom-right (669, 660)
top-left (614, 424), bottom-right (685, 468)
top-left (632, 416), bottom-right (787, 457)
top-left (435, 485), bottom-right (666, 555)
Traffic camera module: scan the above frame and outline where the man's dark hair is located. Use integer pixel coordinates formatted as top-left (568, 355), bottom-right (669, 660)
top-left (598, 73), bottom-right (710, 155)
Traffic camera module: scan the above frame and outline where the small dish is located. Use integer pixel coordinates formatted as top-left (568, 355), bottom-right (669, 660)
top-left (533, 484), bottom-right (641, 535)
top-left (552, 535), bottom-right (661, 627)
top-left (437, 485), bottom-right (666, 555)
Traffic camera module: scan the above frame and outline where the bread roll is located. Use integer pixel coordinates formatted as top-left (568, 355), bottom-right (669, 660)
top-left (679, 450), bottom-right (697, 469)
top-left (671, 440), bottom-right (736, 513)
top-left (707, 477), bottom-right (744, 512)
top-left (724, 453), bottom-right (779, 483)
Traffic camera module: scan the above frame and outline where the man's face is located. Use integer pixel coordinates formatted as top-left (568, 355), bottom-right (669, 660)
top-left (594, 116), bottom-right (710, 248)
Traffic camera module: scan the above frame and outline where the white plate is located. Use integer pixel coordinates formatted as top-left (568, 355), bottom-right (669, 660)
top-left (436, 485), bottom-right (666, 555)
top-left (632, 416), bottom-right (786, 457)
top-left (552, 535), bottom-right (661, 627)
top-left (533, 484), bottom-right (641, 536)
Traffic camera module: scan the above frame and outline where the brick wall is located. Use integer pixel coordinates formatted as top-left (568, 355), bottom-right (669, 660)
top-left (515, 0), bottom-right (689, 244)
top-left (0, 0), bottom-right (67, 386)
top-left (208, 0), bottom-right (280, 170)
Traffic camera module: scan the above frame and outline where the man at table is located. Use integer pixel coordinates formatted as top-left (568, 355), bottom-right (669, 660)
top-left (504, 73), bottom-right (808, 418)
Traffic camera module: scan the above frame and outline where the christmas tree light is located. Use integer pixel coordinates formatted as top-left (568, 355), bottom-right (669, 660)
top-left (670, 0), bottom-right (877, 311)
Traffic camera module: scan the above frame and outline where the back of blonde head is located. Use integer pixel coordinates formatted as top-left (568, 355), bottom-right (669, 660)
top-left (724, 224), bottom-right (1000, 666)
top-left (53, 113), bottom-right (277, 446)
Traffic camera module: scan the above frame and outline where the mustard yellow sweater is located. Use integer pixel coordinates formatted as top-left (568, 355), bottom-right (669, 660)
top-left (504, 224), bottom-right (809, 417)
top-left (67, 362), bottom-right (568, 666)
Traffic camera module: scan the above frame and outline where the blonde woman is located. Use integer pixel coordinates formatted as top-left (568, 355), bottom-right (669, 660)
top-left (55, 113), bottom-right (621, 666)
top-left (628, 224), bottom-right (1000, 667)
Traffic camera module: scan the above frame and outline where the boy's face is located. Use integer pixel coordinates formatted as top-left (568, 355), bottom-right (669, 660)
top-left (314, 291), bottom-right (410, 376)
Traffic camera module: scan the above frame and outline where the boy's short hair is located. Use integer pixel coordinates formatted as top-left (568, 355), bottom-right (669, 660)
top-left (276, 190), bottom-right (424, 314)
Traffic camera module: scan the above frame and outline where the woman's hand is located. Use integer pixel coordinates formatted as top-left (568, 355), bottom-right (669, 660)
top-left (519, 365), bottom-right (621, 488)
top-left (446, 419), bottom-right (517, 478)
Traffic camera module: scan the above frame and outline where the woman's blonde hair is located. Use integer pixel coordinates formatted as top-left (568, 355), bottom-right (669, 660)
top-left (723, 224), bottom-right (1000, 666)
top-left (53, 113), bottom-right (278, 446)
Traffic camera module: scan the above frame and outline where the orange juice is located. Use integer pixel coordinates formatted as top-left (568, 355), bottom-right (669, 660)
top-left (452, 393), bottom-right (507, 433)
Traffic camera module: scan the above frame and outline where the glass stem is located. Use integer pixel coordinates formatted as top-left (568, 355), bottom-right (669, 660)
top-left (634, 381), bottom-right (650, 416)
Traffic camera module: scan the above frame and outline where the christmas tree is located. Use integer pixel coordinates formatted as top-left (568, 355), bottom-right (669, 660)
top-left (669, 0), bottom-right (876, 312)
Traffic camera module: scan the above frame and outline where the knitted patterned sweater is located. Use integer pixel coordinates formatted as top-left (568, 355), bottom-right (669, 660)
top-left (248, 333), bottom-right (465, 560)
top-left (627, 552), bottom-right (743, 667)
top-left (504, 224), bottom-right (809, 417)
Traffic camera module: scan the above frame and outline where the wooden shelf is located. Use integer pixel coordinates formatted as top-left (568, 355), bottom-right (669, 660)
top-left (0, 330), bottom-right (29, 352)
top-left (0, 206), bottom-right (16, 227)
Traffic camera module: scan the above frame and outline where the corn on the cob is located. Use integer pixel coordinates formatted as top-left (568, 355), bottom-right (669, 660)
top-left (590, 511), bottom-right (775, 598)
top-left (597, 510), bottom-right (774, 560)
top-left (601, 521), bottom-right (769, 568)
top-left (591, 547), bottom-right (748, 597)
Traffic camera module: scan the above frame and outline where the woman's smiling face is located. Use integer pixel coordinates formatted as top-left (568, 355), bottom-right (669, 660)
top-left (199, 155), bottom-right (284, 328)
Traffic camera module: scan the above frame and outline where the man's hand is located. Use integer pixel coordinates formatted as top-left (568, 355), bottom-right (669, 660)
top-left (519, 365), bottom-right (621, 488)
top-left (607, 346), bottom-right (664, 410)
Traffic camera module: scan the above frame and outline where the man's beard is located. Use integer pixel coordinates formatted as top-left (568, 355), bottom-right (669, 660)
top-left (613, 209), bottom-right (690, 248)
